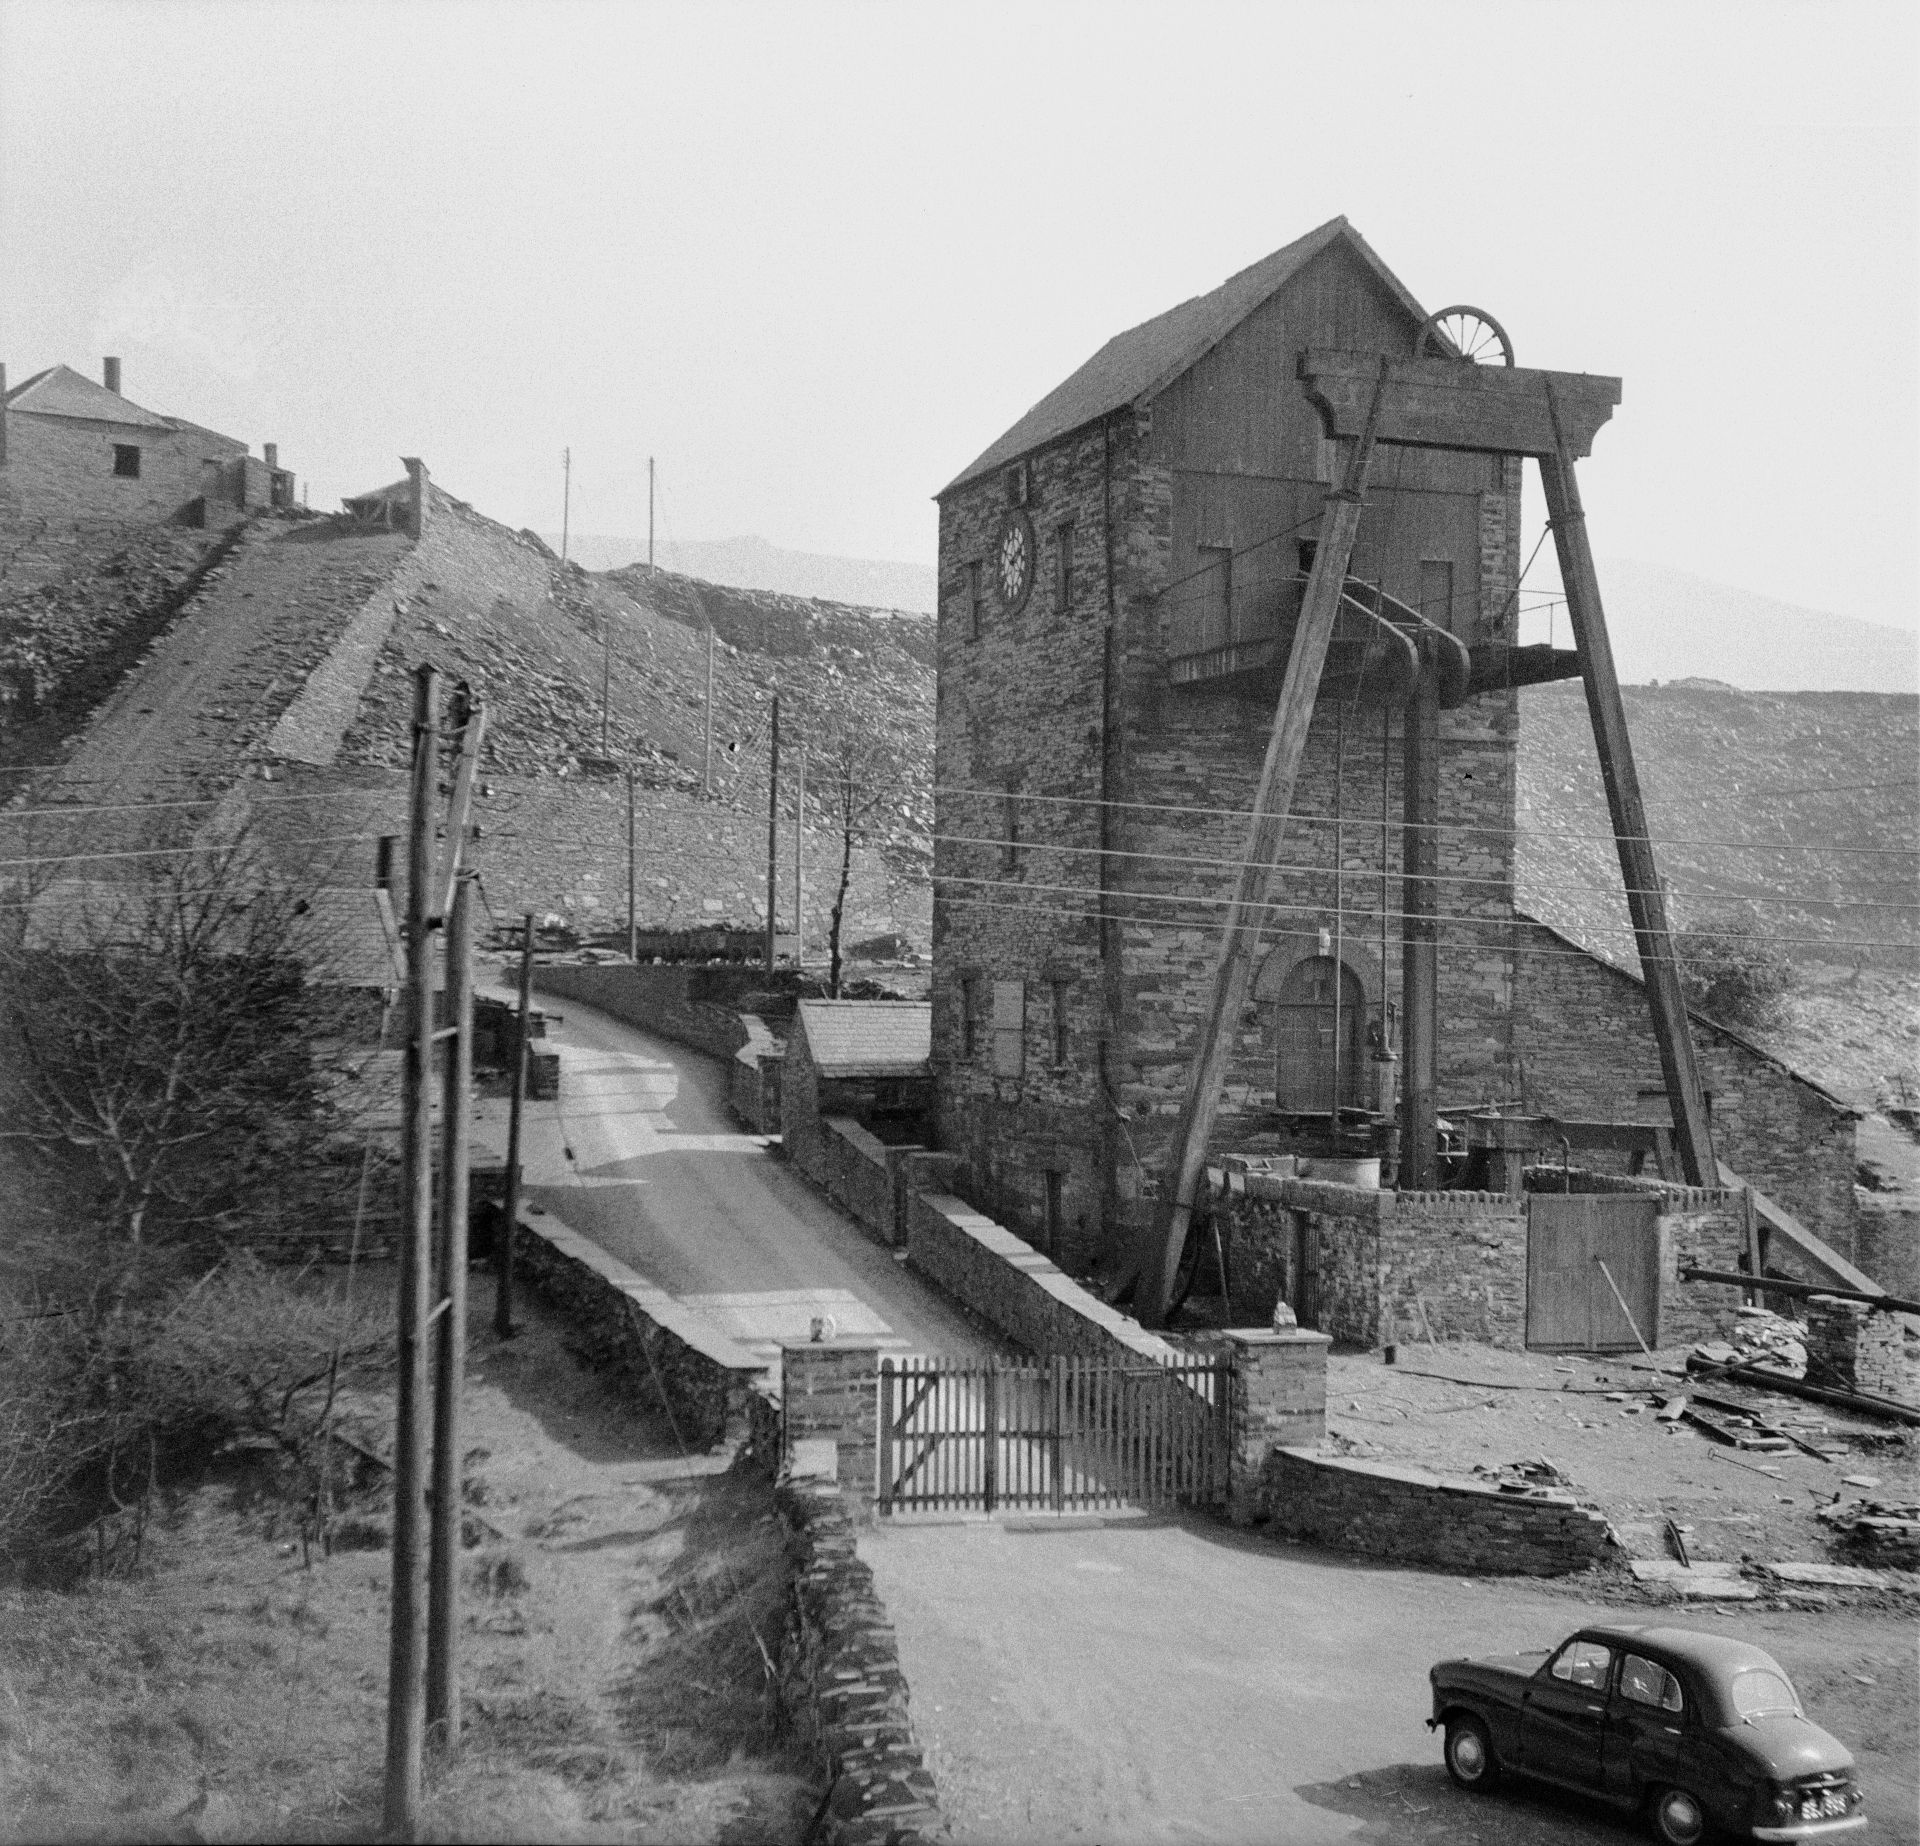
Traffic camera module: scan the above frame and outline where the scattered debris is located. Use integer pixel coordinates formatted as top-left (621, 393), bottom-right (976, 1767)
top-left (1691, 1307), bottom-right (1807, 1379)
top-left (1817, 1494), bottom-right (1920, 1567)
top-left (1469, 1457), bottom-right (1575, 1499)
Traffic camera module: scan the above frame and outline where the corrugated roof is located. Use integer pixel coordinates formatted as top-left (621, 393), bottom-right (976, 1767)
top-left (938, 217), bottom-right (1431, 497)
top-left (796, 999), bottom-right (931, 1077)
top-left (4, 363), bottom-right (176, 430)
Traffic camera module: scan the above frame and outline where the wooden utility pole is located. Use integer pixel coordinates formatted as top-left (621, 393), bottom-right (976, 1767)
top-left (1131, 364), bottom-right (1393, 1326)
top-left (427, 870), bottom-right (474, 1750)
top-left (647, 456), bottom-right (655, 574)
top-left (601, 626), bottom-right (610, 757)
top-left (495, 912), bottom-right (535, 1338)
top-left (384, 664), bottom-right (439, 1836)
top-left (764, 692), bottom-right (781, 974)
top-left (626, 767), bottom-right (638, 960)
top-left (793, 743), bottom-right (806, 970)
top-left (560, 447), bottom-right (571, 565)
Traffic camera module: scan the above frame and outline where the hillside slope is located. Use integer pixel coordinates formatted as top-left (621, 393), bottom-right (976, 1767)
top-left (1516, 681), bottom-right (1918, 1103)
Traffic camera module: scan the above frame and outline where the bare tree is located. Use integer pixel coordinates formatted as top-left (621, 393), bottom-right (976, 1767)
top-left (804, 698), bottom-right (912, 996)
top-left (0, 829), bottom-right (350, 1296)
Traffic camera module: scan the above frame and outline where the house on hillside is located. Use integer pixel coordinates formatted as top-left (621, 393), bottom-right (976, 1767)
top-left (928, 215), bottom-right (1861, 1280)
top-left (0, 358), bottom-right (293, 527)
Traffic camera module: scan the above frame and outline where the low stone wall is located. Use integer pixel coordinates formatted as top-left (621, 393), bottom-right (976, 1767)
top-left (906, 1191), bottom-right (1182, 1366)
top-left (821, 1119), bottom-right (898, 1246)
top-left (727, 1017), bottom-right (783, 1133)
top-left (530, 961), bottom-right (760, 1062)
top-left (1257, 1447), bottom-right (1614, 1576)
top-left (511, 1206), bottom-right (770, 1449)
top-left (1215, 1171), bottom-right (1746, 1352)
top-left (775, 1476), bottom-right (942, 1846)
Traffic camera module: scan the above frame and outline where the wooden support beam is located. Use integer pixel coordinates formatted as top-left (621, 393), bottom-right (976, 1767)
top-left (1132, 362), bottom-right (1393, 1326)
top-left (1716, 1160), bottom-right (1883, 1296)
top-left (1537, 395), bottom-right (1715, 1186)
top-left (1300, 352), bottom-right (1620, 458)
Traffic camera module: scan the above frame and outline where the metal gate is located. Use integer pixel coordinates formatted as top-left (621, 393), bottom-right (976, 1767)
top-left (1526, 1193), bottom-right (1661, 1352)
top-left (877, 1353), bottom-right (1230, 1515)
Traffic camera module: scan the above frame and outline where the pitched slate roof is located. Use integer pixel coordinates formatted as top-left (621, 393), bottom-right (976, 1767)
top-left (796, 999), bottom-right (931, 1078)
top-left (939, 216), bottom-right (1431, 497)
top-left (4, 363), bottom-right (175, 430)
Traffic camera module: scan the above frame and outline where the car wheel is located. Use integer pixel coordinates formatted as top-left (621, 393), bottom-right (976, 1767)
top-left (1443, 1714), bottom-right (1500, 1791)
top-left (1648, 1784), bottom-right (1709, 1845)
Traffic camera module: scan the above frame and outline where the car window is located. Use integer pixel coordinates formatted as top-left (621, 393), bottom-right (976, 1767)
top-left (1729, 1668), bottom-right (1799, 1720)
top-left (1620, 1655), bottom-right (1684, 1713)
top-left (1549, 1641), bottom-right (1613, 1692)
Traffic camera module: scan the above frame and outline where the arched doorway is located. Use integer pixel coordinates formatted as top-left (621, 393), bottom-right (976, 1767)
top-left (1272, 955), bottom-right (1367, 1114)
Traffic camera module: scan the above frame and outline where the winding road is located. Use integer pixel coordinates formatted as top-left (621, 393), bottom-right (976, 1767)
top-left (467, 986), bottom-right (990, 1374)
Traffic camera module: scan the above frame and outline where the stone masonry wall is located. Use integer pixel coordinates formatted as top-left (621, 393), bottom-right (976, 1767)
top-left (510, 1205), bottom-right (770, 1449)
top-left (529, 960), bottom-right (757, 1062)
top-left (1511, 915), bottom-right (1858, 1252)
top-left (775, 1476), bottom-right (942, 1845)
top-left (905, 1190), bottom-right (1182, 1366)
top-left (1215, 1172), bottom-right (1748, 1352)
top-left (1256, 1447), bottom-right (1613, 1576)
top-left (3, 406), bottom-right (248, 526)
top-left (931, 420), bottom-right (1124, 1270)
top-left (1805, 1297), bottom-right (1920, 1404)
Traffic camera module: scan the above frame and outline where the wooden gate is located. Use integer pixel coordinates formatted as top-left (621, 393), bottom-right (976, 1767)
top-left (877, 1353), bottom-right (1230, 1515)
top-left (1526, 1193), bottom-right (1661, 1352)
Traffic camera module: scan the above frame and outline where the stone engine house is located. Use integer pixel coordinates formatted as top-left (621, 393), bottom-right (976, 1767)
top-left (929, 217), bottom-right (1856, 1276)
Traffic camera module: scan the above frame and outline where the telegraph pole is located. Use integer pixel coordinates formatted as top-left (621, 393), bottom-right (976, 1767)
top-left (384, 665), bottom-right (439, 1837)
top-left (764, 692), bottom-right (780, 974)
top-left (601, 624), bottom-right (610, 757)
top-left (427, 869), bottom-right (474, 1751)
top-left (560, 447), bottom-right (571, 565)
top-left (793, 743), bottom-right (806, 971)
top-left (495, 912), bottom-right (535, 1338)
top-left (626, 768), bottom-right (638, 960)
top-left (647, 456), bottom-right (655, 574)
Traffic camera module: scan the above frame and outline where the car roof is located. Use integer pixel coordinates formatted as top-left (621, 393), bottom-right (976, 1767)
top-left (1575, 1625), bottom-right (1787, 1680)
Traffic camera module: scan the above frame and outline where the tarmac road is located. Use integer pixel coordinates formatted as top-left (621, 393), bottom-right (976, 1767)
top-left (863, 1513), bottom-right (1919, 1846)
top-left (467, 985), bottom-right (991, 1373)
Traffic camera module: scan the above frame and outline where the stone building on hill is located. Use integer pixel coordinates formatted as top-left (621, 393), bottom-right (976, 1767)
top-left (928, 216), bottom-right (1862, 1281)
top-left (0, 358), bottom-right (293, 528)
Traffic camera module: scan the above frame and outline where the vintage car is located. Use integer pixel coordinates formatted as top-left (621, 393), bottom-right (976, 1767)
top-left (1429, 1623), bottom-right (1866, 1842)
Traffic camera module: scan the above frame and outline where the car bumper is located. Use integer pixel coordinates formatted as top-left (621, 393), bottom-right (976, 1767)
top-left (1751, 1815), bottom-right (1867, 1841)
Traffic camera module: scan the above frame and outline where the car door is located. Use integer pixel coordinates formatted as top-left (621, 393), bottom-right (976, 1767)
top-left (1602, 1651), bottom-right (1689, 1804)
top-left (1519, 1639), bottom-right (1614, 1788)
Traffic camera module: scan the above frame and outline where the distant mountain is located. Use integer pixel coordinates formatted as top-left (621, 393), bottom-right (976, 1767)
top-left (541, 532), bottom-right (937, 613)
top-left (1591, 558), bottom-right (1916, 692)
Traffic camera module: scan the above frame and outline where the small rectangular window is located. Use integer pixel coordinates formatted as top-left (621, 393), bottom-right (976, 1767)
top-left (1005, 461), bottom-right (1029, 507)
top-left (1199, 543), bottom-right (1233, 647)
top-left (967, 561), bottom-right (983, 641)
top-left (1050, 980), bottom-right (1070, 1066)
top-left (1002, 786), bottom-right (1021, 876)
top-left (960, 976), bottom-right (982, 1058)
top-left (113, 444), bottom-right (141, 479)
top-left (992, 979), bottom-right (1025, 1079)
top-left (1057, 521), bottom-right (1075, 614)
top-left (1042, 1170), bottom-right (1063, 1254)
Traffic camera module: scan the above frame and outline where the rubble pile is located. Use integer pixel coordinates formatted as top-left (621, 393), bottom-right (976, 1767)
top-left (0, 520), bottom-right (237, 776)
top-left (1690, 1305), bottom-right (1808, 1379)
top-left (339, 513), bottom-right (934, 885)
top-left (1470, 1456), bottom-right (1579, 1500)
top-left (1818, 1492), bottom-right (1920, 1568)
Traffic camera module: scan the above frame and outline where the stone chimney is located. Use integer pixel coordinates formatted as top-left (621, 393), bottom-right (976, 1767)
top-left (402, 456), bottom-right (428, 540)
top-left (263, 443), bottom-right (278, 472)
top-left (103, 357), bottom-right (121, 395)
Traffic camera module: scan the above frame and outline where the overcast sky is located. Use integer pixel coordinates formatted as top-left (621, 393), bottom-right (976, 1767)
top-left (3, 0), bottom-right (1914, 634)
